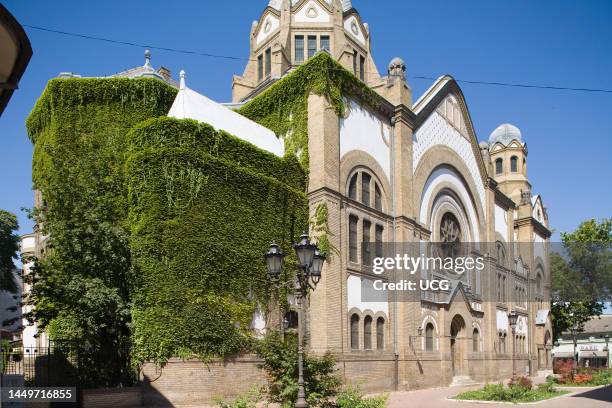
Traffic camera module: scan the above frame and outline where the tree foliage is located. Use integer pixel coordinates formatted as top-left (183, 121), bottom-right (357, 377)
top-left (0, 210), bottom-right (20, 294)
top-left (551, 218), bottom-right (611, 341)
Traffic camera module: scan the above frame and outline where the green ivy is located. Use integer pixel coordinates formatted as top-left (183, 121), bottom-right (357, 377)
top-left (126, 118), bottom-right (308, 365)
top-left (238, 52), bottom-right (382, 168)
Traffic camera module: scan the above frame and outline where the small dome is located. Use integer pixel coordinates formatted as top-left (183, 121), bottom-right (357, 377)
top-left (479, 141), bottom-right (489, 150)
top-left (389, 57), bottom-right (405, 70)
top-left (489, 123), bottom-right (522, 146)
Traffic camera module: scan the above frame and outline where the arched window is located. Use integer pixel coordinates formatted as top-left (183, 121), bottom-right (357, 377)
top-left (350, 314), bottom-right (360, 350)
top-left (536, 273), bottom-right (542, 295)
top-left (425, 323), bottom-right (434, 351)
top-left (349, 215), bottom-right (358, 262)
top-left (348, 173), bottom-right (358, 200)
top-left (361, 173), bottom-right (371, 206)
top-left (495, 158), bottom-right (503, 175)
top-left (364, 316), bottom-right (372, 350)
top-left (472, 328), bottom-right (480, 352)
top-left (496, 241), bottom-right (506, 266)
top-left (374, 184), bottom-right (382, 211)
top-left (440, 213), bottom-right (461, 259)
top-left (376, 317), bottom-right (385, 350)
top-left (511, 156), bottom-right (518, 172)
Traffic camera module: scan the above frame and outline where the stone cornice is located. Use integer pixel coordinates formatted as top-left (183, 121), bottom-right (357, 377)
top-left (514, 217), bottom-right (552, 238)
top-left (393, 104), bottom-right (416, 127)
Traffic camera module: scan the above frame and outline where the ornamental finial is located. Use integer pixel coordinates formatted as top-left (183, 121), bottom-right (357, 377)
top-left (179, 70), bottom-right (186, 90)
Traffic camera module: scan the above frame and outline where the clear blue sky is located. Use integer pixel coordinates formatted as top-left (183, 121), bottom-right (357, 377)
top-left (1, 0), bottom-right (611, 240)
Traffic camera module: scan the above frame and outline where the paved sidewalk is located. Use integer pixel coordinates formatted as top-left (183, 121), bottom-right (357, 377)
top-left (387, 383), bottom-right (611, 408)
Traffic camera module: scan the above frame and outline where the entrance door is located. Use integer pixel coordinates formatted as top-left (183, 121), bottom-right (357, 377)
top-left (450, 315), bottom-right (466, 376)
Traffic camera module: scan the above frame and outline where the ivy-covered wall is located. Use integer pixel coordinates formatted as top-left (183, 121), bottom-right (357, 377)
top-left (25, 78), bottom-right (178, 386)
top-left (238, 52), bottom-right (382, 168)
top-left (24, 52), bottom-right (382, 373)
top-left (126, 117), bottom-right (308, 364)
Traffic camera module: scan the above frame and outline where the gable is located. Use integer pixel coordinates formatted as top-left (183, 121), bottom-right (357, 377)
top-left (255, 11), bottom-right (280, 46)
top-left (344, 14), bottom-right (366, 46)
top-left (294, 0), bottom-right (331, 23)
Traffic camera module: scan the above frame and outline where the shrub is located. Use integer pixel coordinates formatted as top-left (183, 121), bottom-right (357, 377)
top-left (213, 386), bottom-right (264, 408)
top-left (256, 331), bottom-right (341, 407)
top-left (553, 359), bottom-right (574, 383)
top-left (537, 381), bottom-right (556, 393)
top-left (573, 373), bottom-right (593, 384)
top-left (590, 368), bottom-right (612, 385)
top-left (509, 375), bottom-right (532, 390)
top-left (335, 385), bottom-right (387, 408)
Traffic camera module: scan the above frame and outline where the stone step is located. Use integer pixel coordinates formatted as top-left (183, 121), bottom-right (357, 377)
top-left (450, 375), bottom-right (479, 387)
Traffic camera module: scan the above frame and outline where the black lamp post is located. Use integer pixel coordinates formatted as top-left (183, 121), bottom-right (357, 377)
top-left (264, 241), bottom-right (286, 340)
top-left (264, 232), bottom-right (325, 408)
top-left (508, 311), bottom-right (518, 380)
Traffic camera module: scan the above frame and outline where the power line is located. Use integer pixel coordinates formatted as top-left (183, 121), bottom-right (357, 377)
top-left (23, 23), bottom-right (612, 94)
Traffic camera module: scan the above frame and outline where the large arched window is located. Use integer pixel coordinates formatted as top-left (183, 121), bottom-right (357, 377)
top-left (374, 184), bottom-right (382, 211)
top-left (536, 272), bottom-right (542, 296)
top-left (361, 173), bottom-right (371, 206)
top-left (510, 156), bottom-right (518, 172)
top-left (349, 215), bottom-right (358, 262)
top-left (376, 317), bottom-right (385, 350)
top-left (350, 314), bottom-right (360, 350)
top-left (348, 173), bottom-right (358, 200)
top-left (496, 241), bottom-right (506, 267)
top-left (425, 323), bottom-right (434, 351)
top-left (440, 213), bottom-right (461, 259)
top-left (495, 158), bottom-right (503, 174)
top-left (364, 316), bottom-right (372, 350)
top-left (472, 328), bottom-right (480, 352)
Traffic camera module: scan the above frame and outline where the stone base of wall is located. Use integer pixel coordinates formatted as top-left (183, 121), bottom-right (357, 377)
top-left (82, 387), bottom-right (142, 408)
top-left (140, 355), bottom-right (266, 407)
top-left (138, 354), bottom-right (535, 407)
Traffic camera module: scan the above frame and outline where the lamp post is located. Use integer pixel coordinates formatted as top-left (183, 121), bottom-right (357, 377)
top-left (508, 311), bottom-right (518, 381)
top-left (570, 324), bottom-right (579, 373)
top-left (264, 233), bottom-right (325, 408)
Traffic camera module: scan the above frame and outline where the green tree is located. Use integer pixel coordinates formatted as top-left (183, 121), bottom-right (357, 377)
top-left (0, 210), bottom-right (20, 293)
top-left (551, 218), bottom-right (611, 341)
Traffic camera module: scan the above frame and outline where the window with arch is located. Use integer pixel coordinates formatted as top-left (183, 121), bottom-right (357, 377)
top-left (376, 317), bottom-right (385, 350)
top-left (284, 310), bottom-right (298, 329)
top-left (536, 271), bottom-right (543, 296)
top-left (495, 158), bottom-right (503, 175)
top-left (362, 220), bottom-right (371, 265)
top-left (374, 184), bottom-right (382, 211)
top-left (440, 212), bottom-right (461, 258)
top-left (349, 215), bottom-right (358, 263)
top-left (511, 156), bottom-right (518, 172)
top-left (350, 314), bottom-right (360, 350)
top-left (348, 173), bottom-right (358, 200)
top-left (346, 170), bottom-right (384, 210)
top-left (364, 316), bottom-right (372, 350)
top-left (425, 323), bottom-right (434, 351)
top-left (496, 241), bottom-right (506, 266)
top-left (498, 332), bottom-right (506, 353)
top-left (472, 328), bottom-right (480, 352)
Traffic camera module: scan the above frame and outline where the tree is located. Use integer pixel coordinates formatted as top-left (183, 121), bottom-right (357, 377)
top-left (551, 218), bottom-right (611, 341)
top-left (0, 210), bottom-right (20, 293)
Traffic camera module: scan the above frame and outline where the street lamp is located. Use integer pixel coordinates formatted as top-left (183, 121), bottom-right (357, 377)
top-left (508, 311), bottom-right (518, 380)
top-left (264, 232), bottom-right (325, 408)
top-left (264, 241), bottom-right (286, 340)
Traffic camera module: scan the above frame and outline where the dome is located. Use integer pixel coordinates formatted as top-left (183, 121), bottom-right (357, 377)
top-left (389, 57), bottom-right (405, 70)
top-left (489, 123), bottom-right (522, 146)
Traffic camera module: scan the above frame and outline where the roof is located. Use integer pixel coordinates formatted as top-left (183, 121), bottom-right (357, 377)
top-left (0, 3), bottom-right (32, 117)
top-left (268, 0), bottom-right (353, 12)
top-left (489, 123), bottom-right (523, 146)
top-left (168, 71), bottom-right (284, 157)
top-left (562, 315), bottom-right (612, 336)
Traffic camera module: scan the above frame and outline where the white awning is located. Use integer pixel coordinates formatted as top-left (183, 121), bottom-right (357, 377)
top-left (168, 70), bottom-right (284, 157)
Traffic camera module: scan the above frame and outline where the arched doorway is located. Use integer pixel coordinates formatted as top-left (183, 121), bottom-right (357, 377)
top-left (450, 315), bottom-right (467, 376)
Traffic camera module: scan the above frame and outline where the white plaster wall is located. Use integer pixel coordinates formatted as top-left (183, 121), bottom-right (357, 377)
top-left (294, 1), bottom-right (330, 23)
top-left (494, 204), bottom-right (508, 241)
top-left (413, 111), bottom-right (485, 215)
top-left (419, 166), bottom-right (481, 242)
top-left (344, 15), bottom-right (366, 45)
top-left (340, 99), bottom-right (391, 182)
top-left (347, 274), bottom-right (388, 315)
top-left (256, 14), bottom-right (280, 45)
